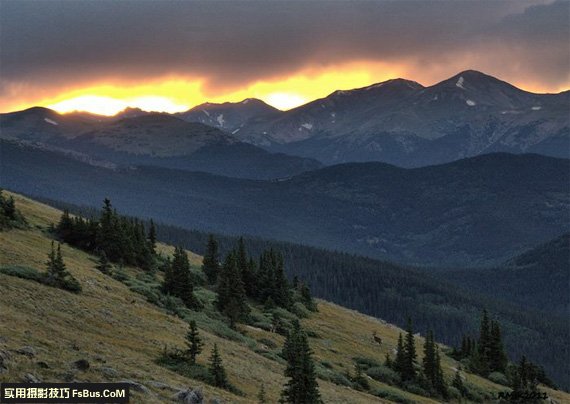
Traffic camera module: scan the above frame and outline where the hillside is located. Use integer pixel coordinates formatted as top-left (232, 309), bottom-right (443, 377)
top-left (438, 234), bottom-right (570, 316)
top-left (2, 192), bottom-right (568, 403)
top-left (22, 195), bottom-right (570, 389)
top-left (2, 140), bottom-right (568, 266)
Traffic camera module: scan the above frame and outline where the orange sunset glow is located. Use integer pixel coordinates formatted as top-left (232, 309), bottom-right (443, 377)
top-left (5, 62), bottom-right (566, 117)
top-left (9, 62), bottom-right (403, 115)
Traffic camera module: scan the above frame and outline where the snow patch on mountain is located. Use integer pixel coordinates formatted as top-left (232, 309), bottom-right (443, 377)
top-left (532, 106), bottom-right (542, 111)
top-left (466, 100), bottom-right (476, 106)
top-left (456, 77), bottom-right (466, 90)
top-left (301, 123), bottom-right (313, 130)
top-left (202, 110), bottom-right (210, 117)
top-left (44, 118), bottom-right (58, 126)
top-left (217, 114), bottom-right (225, 127)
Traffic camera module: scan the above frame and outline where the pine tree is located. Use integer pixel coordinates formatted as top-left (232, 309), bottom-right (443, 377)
top-left (394, 333), bottom-right (406, 374)
top-left (161, 257), bottom-right (174, 294)
top-left (280, 320), bottom-right (321, 403)
top-left (300, 282), bottom-right (317, 311)
top-left (452, 366), bottom-right (467, 397)
top-left (385, 353), bottom-right (393, 369)
top-left (216, 252), bottom-right (249, 328)
top-left (148, 219), bottom-right (157, 254)
top-left (433, 348), bottom-right (448, 398)
top-left (44, 242), bottom-right (81, 292)
top-left (423, 330), bottom-right (436, 384)
top-left (257, 384), bottom-right (267, 404)
top-left (236, 238), bottom-right (256, 297)
top-left (95, 250), bottom-right (112, 274)
top-left (172, 246), bottom-right (199, 309)
top-left (353, 362), bottom-right (370, 390)
top-left (202, 235), bottom-right (220, 284)
top-left (209, 344), bottom-right (228, 388)
top-left (476, 309), bottom-right (491, 375)
top-left (185, 320), bottom-right (203, 365)
top-left (488, 320), bottom-right (508, 373)
top-left (402, 318), bottom-right (417, 381)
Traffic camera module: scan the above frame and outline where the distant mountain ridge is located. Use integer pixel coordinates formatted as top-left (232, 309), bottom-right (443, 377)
top-left (176, 70), bottom-right (568, 167)
top-left (176, 98), bottom-right (281, 134)
top-left (0, 107), bottom-right (321, 179)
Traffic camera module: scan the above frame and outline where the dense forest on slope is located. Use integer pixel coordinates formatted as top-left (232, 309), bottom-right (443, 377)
top-left (2, 140), bottom-right (569, 266)
top-left (33, 196), bottom-right (570, 390)
top-left (436, 234), bottom-right (569, 316)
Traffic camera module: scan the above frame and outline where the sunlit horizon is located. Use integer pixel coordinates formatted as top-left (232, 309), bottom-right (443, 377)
top-left (3, 63), bottom-right (569, 117)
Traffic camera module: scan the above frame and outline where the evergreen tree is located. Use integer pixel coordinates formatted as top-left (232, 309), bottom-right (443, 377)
top-left (216, 252), bottom-right (249, 327)
top-left (185, 320), bottom-right (203, 365)
top-left (433, 349), bottom-right (448, 398)
top-left (299, 282), bottom-right (317, 311)
top-left (202, 235), bottom-right (220, 284)
top-left (148, 219), bottom-right (157, 254)
top-left (44, 241), bottom-right (81, 292)
top-left (236, 238), bottom-right (256, 297)
top-left (208, 344), bottom-right (228, 388)
top-left (402, 318), bottom-right (417, 381)
top-left (423, 330), bottom-right (436, 384)
top-left (280, 320), bottom-right (321, 404)
top-left (452, 366), bottom-right (467, 397)
top-left (353, 362), bottom-right (370, 390)
top-left (162, 247), bottom-right (198, 309)
top-left (488, 320), bottom-right (507, 373)
top-left (46, 242), bottom-right (67, 282)
top-left (384, 353), bottom-right (393, 369)
top-left (95, 250), bottom-right (112, 274)
top-left (257, 384), bottom-right (267, 404)
top-left (476, 309), bottom-right (491, 375)
top-left (161, 257), bottom-right (174, 294)
top-left (513, 356), bottom-right (540, 395)
top-left (394, 333), bottom-right (406, 374)
top-left (172, 246), bottom-right (199, 309)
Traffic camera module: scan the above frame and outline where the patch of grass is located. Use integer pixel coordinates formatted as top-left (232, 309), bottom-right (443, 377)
top-left (372, 388), bottom-right (415, 404)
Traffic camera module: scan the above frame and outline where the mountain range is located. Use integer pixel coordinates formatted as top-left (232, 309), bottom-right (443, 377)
top-left (2, 139), bottom-right (568, 267)
top-left (0, 107), bottom-right (321, 179)
top-left (2, 70), bottom-right (568, 174)
top-left (177, 70), bottom-right (570, 167)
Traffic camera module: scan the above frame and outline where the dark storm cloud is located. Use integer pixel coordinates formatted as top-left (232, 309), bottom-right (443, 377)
top-left (0, 0), bottom-right (568, 98)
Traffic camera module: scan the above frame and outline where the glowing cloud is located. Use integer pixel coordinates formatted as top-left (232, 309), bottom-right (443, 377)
top-left (37, 61), bottom-right (404, 115)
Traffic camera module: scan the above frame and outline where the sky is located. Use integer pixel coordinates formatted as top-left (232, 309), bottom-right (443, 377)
top-left (1, 0), bottom-right (569, 115)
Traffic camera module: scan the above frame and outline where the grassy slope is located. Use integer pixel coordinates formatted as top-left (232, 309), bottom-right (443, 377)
top-left (0, 192), bottom-right (567, 403)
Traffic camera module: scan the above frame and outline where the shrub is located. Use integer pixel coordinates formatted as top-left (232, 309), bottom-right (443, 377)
top-left (366, 365), bottom-right (401, 385)
top-left (329, 372), bottom-right (354, 388)
top-left (258, 338), bottom-right (278, 349)
top-left (320, 360), bottom-right (333, 369)
top-left (353, 356), bottom-right (382, 370)
top-left (290, 302), bottom-right (310, 318)
top-left (0, 265), bottom-right (44, 282)
top-left (488, 371), bottom-right (509, 386)
top-left (0, 265), bottom-right (81, 293)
